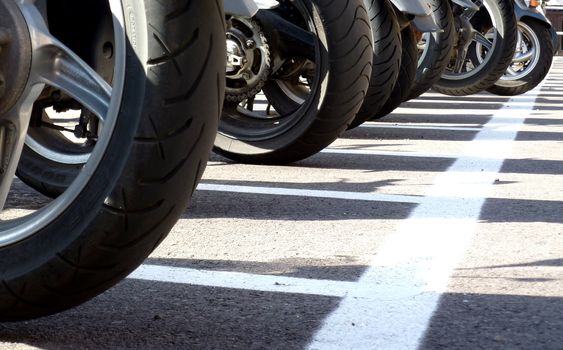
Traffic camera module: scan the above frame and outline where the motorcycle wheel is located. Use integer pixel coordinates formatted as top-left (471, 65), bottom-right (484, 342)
top-left (214, 0), bottom-right (373, 164)
top-left (348, 0), bottom-right (402, 129)
top-left (487, 18), bottom-right (554, 96)
top-left (407, 0), bottom-right (455, 101)
top-left (0, 0), bottom-right (224, 321)
top-left (433, 0), bottom-right (517, 96)
top-left (369, 25), bottom-right (417, 120)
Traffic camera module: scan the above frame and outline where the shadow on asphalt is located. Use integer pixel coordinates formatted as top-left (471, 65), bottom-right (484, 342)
top-left (145, 257), bottom-right (368, 282)
top-left (404, 100), bottom-right (506, 111)
top-left (213, 149), bottom-right (563, 176)
top-left (480, 197), bottom-right (563, 224)
top-left (421, 293), bottom-right (563, 350)
top-left (188, 187), bottom-right (417, 221)
top-left (343, 125), bottom-right (481, 142)
top-left (0, 279), bottom-right (339, 350)
top-left (211, 152), bottom-right (457, 174)
top-left (378, 112), bottom-right (493, 125)
top-left (457, 258), bottom-right (563, 270)
top-left (415, 94), bottom-right (511, 104)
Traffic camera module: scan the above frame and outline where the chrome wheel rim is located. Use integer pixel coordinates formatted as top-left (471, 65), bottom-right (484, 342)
top-left (0, 0), bottom-right (126, 247)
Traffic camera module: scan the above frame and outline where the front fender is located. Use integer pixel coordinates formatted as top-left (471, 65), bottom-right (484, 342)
top-left (514, 0), bottom-right (551, 24)
top-left (390, 0), bottom-right (440, 32)
top-left (389, 0), bottom-right (432, 16)
top-left (550, 26), bottom-right (559, 55)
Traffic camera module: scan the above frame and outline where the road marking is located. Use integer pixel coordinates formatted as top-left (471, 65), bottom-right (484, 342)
top-left (307, 86), bottom-right (542, 350)
top-left (410, 97), bottom-right (537, 105)
top-left (322, 148), bottom-right (460, 159)
top-left (321, 148), bottom-right (512, 163)
top-left (197, 183), bottom-right (423, 204)
top-left (358, 123), bottom-right (482, 132)
top-left (130, 264), bottom-right (357, 298)
top-left (356, 122), bottom-right (539, 133)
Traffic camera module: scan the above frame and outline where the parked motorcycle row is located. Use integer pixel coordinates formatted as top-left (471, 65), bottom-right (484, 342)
top-left (0, 0), bottom-right (556, 320)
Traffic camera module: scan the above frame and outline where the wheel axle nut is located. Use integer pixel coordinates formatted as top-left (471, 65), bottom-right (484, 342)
top-left (246, 39), bottom-right (256, 49)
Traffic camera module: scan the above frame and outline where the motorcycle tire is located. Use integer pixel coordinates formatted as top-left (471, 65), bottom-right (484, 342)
top-left (406, 0), bottom-right (455, 101)
top-left (433, 0), bottom-right (517, 96)
top-left (487, 18), bottom-right (554, 96)
top-left (214, 0), bottom-right (373, 164)
top-left (0, 0), bottom-right (224, 321)
top-left (370, 25), bottom-right (417, 120)
top-left (347, 0), bottom-right (402, 129)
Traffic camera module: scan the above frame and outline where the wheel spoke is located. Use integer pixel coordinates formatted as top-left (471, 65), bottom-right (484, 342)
top-left (454, 47), bottom-right (469, 74)
top-left (473, 31), bottom-right (493, 50)
top-left (516, 29), bottom-right (524, 51)
top-left (513, 48), bottom-right (535, 63)
top-left (21, 2), bottom-right (111, 121)
top-left (506, 66), bottom-right (519, 76)
top-left (0, 85), bottom-right (44, 210)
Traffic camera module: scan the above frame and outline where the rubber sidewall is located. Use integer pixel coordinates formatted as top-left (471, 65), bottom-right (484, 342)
top-left (0, 0), bottom-right (223, 320)
top-left (370, 25), bottom-right (417, 120)
top-left (348, 0), bottom-right (402, 129)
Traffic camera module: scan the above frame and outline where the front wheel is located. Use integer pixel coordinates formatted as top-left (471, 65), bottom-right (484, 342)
top-left (433, 0), bottom-right (517, 96)
top-left (407, 0), bottom-right (455, 101)
top-left (348, 0), bottom-right (402, 129)
top-left (487, 18), bottom-right (554, 96)
top-left (370, 25), bottom-right (417, 120)
top-left (0, 0), bottom-right (224, 321)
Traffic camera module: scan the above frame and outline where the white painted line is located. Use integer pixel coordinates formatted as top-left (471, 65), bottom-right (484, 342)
top-left (322, 148), bottom-right (460, 159)
top-left (409, 98), bottom-right (537, 105)
top-left (359, 121), bottom-right (540, 133)
top-left (130, 264), bottom-right (356, 298)
top-left (392, 108), bottom-right (495, 115)
top-left (358, 123), bottom-right (482, 132)
top-left (307, 85), bottom-right (542, 349)
top-left (197, 183), bottom-right (423, 204)
top-left (322, 148), bottom-right (511, 162)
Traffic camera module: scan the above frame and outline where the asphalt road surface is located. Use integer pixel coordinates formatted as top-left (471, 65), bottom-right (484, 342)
top-left (1, 58), bottom-right (562, 350)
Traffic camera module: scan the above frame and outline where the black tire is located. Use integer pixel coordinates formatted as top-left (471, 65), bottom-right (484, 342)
top-left (0, 0), bottom-right (224, 321)
top-left (370, 25), bottom-right (417, 120)
top-left (406, 0), bottom-right (455, 101)
top-left (433, 0), bottom-right (517, 96)
top-left (347, 0), bottom-right (402, 129)
top-left (487, 18), bottom-right (554, 96)
top-left (214, 0), bottom-right (373, 164)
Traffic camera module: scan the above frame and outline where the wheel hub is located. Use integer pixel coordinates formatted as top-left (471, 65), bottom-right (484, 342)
top-left (226, 35), bottom-right (249, 75)
top-left (225, 17), bottom-right (270, 103)
top-left (0, 0), bottom-right (32, 115)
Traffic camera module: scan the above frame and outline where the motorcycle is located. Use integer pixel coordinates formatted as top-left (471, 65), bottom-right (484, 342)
top-left (487, 0), bottom-right (557, 95)
top-left (0, 0), bottom-right (225, 320)
top-left (359, 0), bottom-right (444, 122)
top-left (214, 0), bottom-right (375, 164)
top-left (433, 0), bottom-right (519, 96)
top-left (15, 1), bottom-right (380, 187)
